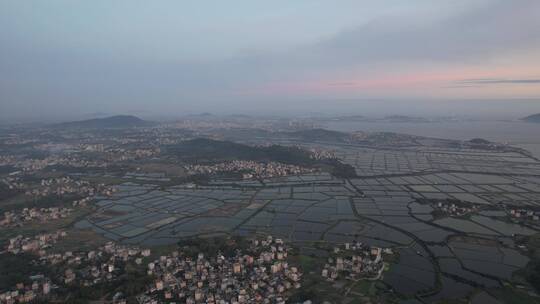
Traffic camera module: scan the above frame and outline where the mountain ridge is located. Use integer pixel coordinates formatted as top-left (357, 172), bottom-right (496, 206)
top-left (51, 115), bottom-right (154, 129)
top-left (522, 113), bottom-right (540, 123)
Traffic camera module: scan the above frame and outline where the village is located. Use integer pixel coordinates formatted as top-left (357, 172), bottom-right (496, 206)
top-left (321, 243), bottom-right (391, 282)
top-left (5, 230), bottom-right (68, 255)
top-left (185, 160), bottom-right (315, 180)
top-left (25, 177), bottom-right (115, 198)
top-left (1, 233), bottom-right (152, 304)
top-left (0, 235), bottom-right (305, 304)
top-left (142, 236), bottom-right (302, 304)
top-left (431, 201), bottom-right (480, 217)
top-left (509, 208), bottom-right (540, 221)
top-left (0, 207), bottom-right (73, 227)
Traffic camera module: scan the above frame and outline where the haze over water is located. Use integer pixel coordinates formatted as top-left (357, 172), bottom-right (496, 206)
top-left (325, 120), bottom-right (540, 158)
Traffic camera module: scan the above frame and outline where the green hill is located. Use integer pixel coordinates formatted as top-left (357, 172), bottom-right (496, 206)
top-left (165, 138), bottom-right (357, 178)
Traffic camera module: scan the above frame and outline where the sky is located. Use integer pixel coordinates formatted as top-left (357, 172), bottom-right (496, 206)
top-left (1, 0), bottom-right (540, 121)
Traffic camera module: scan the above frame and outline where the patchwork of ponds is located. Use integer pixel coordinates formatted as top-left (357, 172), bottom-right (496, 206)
top-left (79, 143), bottom-right (540, 301)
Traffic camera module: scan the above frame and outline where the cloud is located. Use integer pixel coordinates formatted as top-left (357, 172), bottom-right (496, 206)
top-left (448, 78), bottom-right (540, 88)
top-left (326, 82), bottom-right (358, 87)
top-left (457, 78), bottom-right (540, 85)
top-left (189, 0), bottom-right (540, 93)
top-left (284, 0), bottom-right (540, 68)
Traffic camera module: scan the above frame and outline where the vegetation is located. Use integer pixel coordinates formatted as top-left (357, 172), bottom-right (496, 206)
top-left (283, 128), bottom-right (350, 142)
top-left (469, 138), bottom-right (491, 145)
top-left (489, 287), bottom-right (540, 304)
top-left (60, 264), bottom-right (152, 304)
top-left (323, 158), bottom-right (357, 178)
top-left (0, 165), bottom-right (16, 174)
top-left (165, 138), bottom-right (357, 177)
top-left (0, 250), bottom-right (151, 303)
top-left (0, 183), bottom-right (21, 202)
top-left (177, 235), bottom-right (251, 258)
top-left (0, 253), bottom-right (51, 291)
top-left (166, 138), bottom-right (315, 165)
top-left (0, 193), bottom-right (83, 213)
top-left (522, 234), bottom-right (540, 292)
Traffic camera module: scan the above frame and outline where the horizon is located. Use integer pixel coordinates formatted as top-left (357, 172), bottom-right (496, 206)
top-left (3, 98), bottom-right (540, 124)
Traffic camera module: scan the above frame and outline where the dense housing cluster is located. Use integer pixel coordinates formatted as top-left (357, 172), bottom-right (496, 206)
top-left (185, 161), bottom-right (315, 179)
top-left (431, 201), bottom-right (479, 217)
top-left (321, 243), bottom-right (390, 281)
top-left (0, 274), bottom-right (53, 303)
top-left (1, 240), bottom-right (152, 304)
top-left (0, 207), bottom-right (73, 227)
top-left (6, 231), bottom-right (67, 254)
top-left (509, 208), bottom-right (540, 221)
top-left (143, 236), bottom-right (301, 304)
top-left (25, 177), bottom-right (114, 198)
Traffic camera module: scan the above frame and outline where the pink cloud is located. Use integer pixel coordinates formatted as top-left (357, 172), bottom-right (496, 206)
top-left (237, 65), bottom-right (540, 98)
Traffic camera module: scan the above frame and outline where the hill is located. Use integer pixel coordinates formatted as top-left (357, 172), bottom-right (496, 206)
top-left (522, 114), bottom-right (540, 123)
top-left (165, 138), bottom-right (314, 165)
top-left (383, 115), bottom-right (429, 123)
top-left (282, 128), bottom-right (350, 142)
top-left (165, 138), bottom-right (357, 178)
top-left (52, 115), bottom-right (154, 129)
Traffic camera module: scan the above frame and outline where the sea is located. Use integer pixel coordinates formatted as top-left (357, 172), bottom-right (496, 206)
top-left (323, 120), bottom-right (540, 159)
